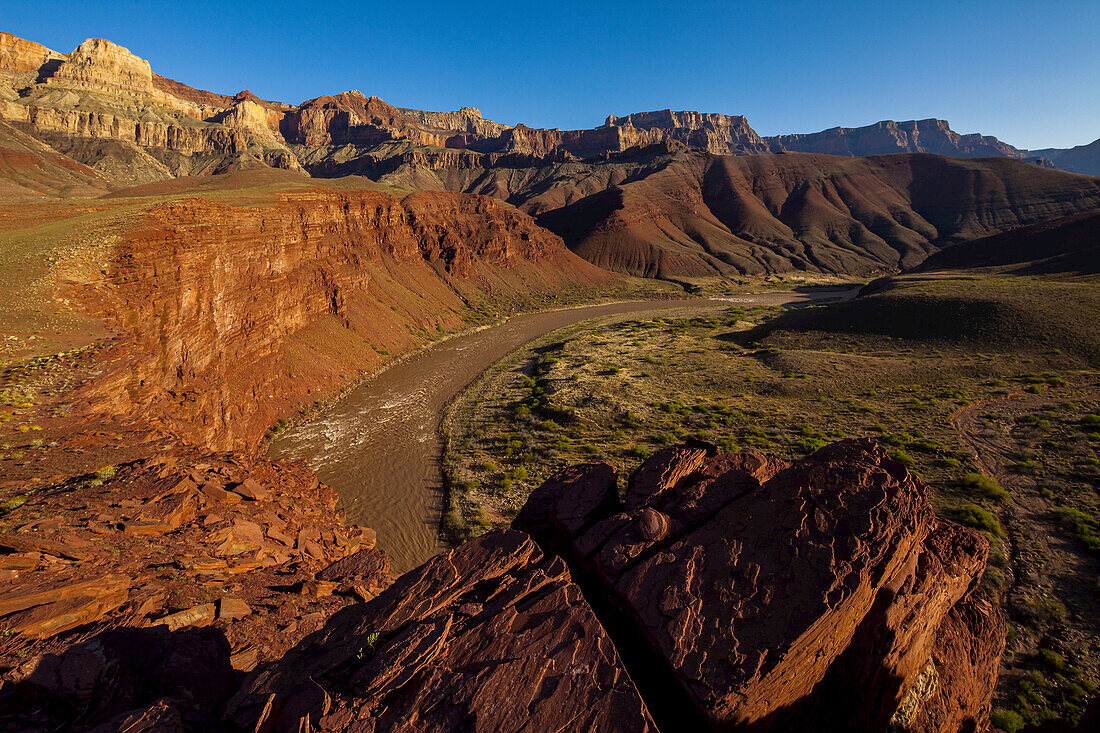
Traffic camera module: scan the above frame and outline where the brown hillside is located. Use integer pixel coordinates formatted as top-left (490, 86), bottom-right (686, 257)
top-left (918, 209), bottom-right (1100, 275)
top-left (0, 119), bottom-right (108, 199)
top-left (532, 152), bottom-right (1100, 278)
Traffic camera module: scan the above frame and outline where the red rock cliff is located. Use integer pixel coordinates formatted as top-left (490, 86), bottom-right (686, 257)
top-left (75, 185), bottom-right (612, 452)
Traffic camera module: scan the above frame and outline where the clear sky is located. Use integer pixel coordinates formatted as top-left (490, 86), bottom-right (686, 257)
top-left (2, 0), bottom-right (1097, 149)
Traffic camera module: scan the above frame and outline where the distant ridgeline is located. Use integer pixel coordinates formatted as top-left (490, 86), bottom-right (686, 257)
top-left (2, 30), bottom-right (1100, 278)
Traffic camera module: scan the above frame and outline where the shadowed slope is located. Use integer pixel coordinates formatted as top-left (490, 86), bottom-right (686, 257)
top-left (0, 119), bottom-right (108, 199)
top-left (919, 210), bottom-right (1100, 275)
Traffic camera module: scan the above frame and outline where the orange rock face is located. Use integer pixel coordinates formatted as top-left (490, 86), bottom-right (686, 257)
top-left (43, 37), bottom-right (156, 98)
top-left (0, 31), bottom-right (65, 78)
top-left (73, 184), bottom-right (610, 451)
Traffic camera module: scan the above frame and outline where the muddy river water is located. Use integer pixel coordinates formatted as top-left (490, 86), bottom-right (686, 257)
top-left (269, 290), bottom-right (856, 572)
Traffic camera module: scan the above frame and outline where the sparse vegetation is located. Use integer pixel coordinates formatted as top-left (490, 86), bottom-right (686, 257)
top-left (437, 272), bottom-right (1100, 725)
top-left (952, 504), bottom-right (1003, 536)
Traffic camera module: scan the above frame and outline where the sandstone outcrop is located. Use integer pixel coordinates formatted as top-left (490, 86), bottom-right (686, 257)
top-left (0, 32), bottom-right (65, 90)
top-left (0, 32), bottom-right (300, 184)
top-left (0, 450), bottom-right (392, 729)
top-left (605, 109), bottom-right (772, 155)
top-left (0, 433), bottom-right (1004, 731)
top-left (227, 530), bottom-right (656, 732)
top-left (514, 439), bottom-right (1003, 731)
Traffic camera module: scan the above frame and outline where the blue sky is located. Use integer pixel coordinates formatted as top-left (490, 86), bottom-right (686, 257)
top-left (3, 0), bottom-right (1097, 149)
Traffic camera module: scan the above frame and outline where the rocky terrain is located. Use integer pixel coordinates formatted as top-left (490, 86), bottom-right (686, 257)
top-left (1028, 137), bottom-right (1100, 177)
top-left (0, 439), bottom-right (1003, 731)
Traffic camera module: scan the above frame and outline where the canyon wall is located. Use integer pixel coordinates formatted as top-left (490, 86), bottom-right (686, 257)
top-left (765, 118), bottom-right (1031, 159)
top-left (74, 183), bottom-right (612, 452)
top-left (4, 30), bottom-right (1098, 281)
top-left (3, 30), bottom-right (1079, 193)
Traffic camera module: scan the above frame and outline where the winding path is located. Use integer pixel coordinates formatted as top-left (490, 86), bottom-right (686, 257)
top-left (269, 289), bottom-right (857, 572)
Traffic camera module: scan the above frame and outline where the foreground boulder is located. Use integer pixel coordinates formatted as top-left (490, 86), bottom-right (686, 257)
top-left (515, 438), bottom-right (1004, 731)
top-left (229, 439), bottom-right (1001, 732)
top-left (227, 530), bottom-right (656, 731)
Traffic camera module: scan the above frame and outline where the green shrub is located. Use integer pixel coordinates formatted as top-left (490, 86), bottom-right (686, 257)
top-left (952, 504), bottom-right (1002, 536)
top-left (1018, 596), bottom-right (1067, 624)
top-left (961, 473), bottom-right (1011, 503)
top-left (94, 465), bottom-right (118, 480)
top-left (0, 494), bottom-right (27, 515)
top-left (887, 448), bottom-right (914, 465)
top-left (794, 437), bottom-right (828, 454)
top-left (1056, 506), bottom-right (1100, 554)
top-left (990, 708), bottom-right (1025, 733)
top-left (1038, 648), bottom-right (1065, 671)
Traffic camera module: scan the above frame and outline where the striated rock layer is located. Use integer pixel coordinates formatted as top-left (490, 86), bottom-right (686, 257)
top-left (223, 440), bottom-right (1002, 732)
top-left (0, 29), bottom-right (1082, 191)
top-left (530, 151), bottom-right (1100, 277)
top-left (68, 180), bottom-right (612, 452)
top-left (765, 118), bottom-right (1030, 159)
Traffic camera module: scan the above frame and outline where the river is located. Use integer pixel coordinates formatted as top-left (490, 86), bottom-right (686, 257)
top-left (268, 289), bottom-right (856, 571)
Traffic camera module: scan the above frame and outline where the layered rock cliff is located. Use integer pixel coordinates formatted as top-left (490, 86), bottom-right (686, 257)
top-left (4, 29), bottom-right (1097, 281)
top-left (0, 33), bottom-right (300, 184)
top-left (4, 29), bottom-right (1085, 195)
top-left (766, 118), bottom-right (1030, 159)
top-left (72, 181), bottom-right (611, 452)
top-left (606, 109), bottom-right (773, 155)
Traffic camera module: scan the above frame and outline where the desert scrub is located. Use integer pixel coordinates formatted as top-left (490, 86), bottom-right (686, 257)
top-left (442, 289), bottom-right (1095, 570)
top-left (951, 504), bottom-right (1003, 537)
top-left (960, 473), bottom-right (1011, 503)
top-left (1055, 506), bottom-right (1100, 555)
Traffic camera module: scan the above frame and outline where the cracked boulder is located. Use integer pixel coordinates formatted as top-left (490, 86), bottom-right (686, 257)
top-left (515, 438), bottom-right (1004, 732)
